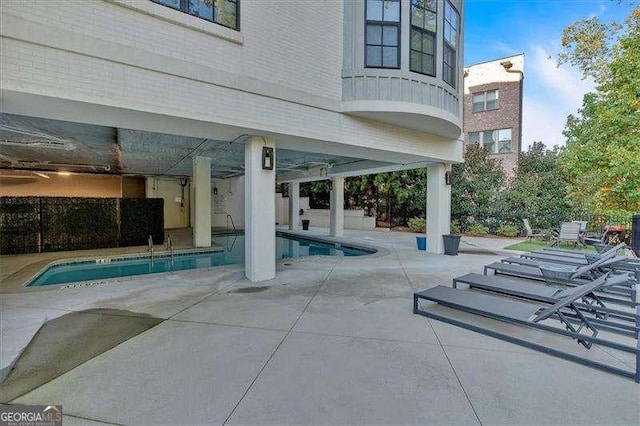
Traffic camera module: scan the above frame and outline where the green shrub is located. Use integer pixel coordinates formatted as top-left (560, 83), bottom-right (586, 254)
top-left (408, 217), bottom-right (426, 233)
top-left (496, 224), bottom-right (519, 237)
top-left (467, 223), bottom-right (489, 236)
top-left (450, 220), bottom-right (461, 234)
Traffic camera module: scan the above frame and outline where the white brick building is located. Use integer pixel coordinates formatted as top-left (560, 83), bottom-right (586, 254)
top-left (1, 0), bottom-right (465, 280)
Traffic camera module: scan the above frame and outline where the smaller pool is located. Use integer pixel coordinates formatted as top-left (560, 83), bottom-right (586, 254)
top-left (27, 232), bottom-right (375, 287)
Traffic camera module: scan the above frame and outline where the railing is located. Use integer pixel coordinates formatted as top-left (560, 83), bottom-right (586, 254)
top-left (148, 235), bottom-right (154, 261)
top-left (166, 233), bottom-right (174, 261)
top-left (226, 214), bottom-right (236, 232)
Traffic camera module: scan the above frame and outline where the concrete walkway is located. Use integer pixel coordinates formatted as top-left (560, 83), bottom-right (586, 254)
top-left (0, 230), bottom-right (638, 425)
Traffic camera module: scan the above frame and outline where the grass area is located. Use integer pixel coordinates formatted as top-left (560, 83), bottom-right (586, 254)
top-left (504, 240), bottom-right (597, 252)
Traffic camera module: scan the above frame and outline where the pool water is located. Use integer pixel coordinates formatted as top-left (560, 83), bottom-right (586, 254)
top-left (28, 233), bottom-right (375, 287)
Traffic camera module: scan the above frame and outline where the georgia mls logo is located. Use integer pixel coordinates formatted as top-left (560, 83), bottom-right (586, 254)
top-left (0, 404), bottom-right (63, 426)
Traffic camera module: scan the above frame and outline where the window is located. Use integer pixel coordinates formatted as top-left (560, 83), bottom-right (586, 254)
top-left (365, 0), bottom-right (401, 68)
top-left (468, 129), bottom-right (512, 153)
top-left (472, 90), bottom-right (499, 112)
top-left (410, 0), bottom-right (437, 76)
top-left (152, 0), bottom-right (239, 30)
top-left (443, 1), bottom-right (459, 87)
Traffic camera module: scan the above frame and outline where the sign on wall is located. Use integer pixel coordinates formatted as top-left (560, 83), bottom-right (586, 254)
top-left (213, 194), bottom-right (229, 214)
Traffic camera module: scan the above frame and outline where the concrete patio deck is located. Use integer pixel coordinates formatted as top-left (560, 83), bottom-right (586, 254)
top-left (1, 229), bottom-right (638, 425)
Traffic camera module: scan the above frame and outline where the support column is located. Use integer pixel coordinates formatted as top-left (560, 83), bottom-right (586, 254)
top-left (288, 182), bottom-right (300, 231)
top-left (192, 156), bottom-right (211, 248)
top-left (426, 163), bottom-right (451, 254)
top-left (329, 176), bottom-right (344, 237)
top-left (245, 136), bottom-right (276, 281)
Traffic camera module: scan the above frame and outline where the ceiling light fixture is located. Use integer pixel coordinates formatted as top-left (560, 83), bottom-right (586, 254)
top-left (57, 171), bottom-right (71, 176)
top-left (0, 139), bottom-right (74, 150)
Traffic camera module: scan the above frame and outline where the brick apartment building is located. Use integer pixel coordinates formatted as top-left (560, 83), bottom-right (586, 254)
top-left (463, 54), bottom-right (524, 178)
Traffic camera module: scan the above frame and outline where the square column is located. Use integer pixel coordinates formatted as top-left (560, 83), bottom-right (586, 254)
top-left (329, 176), bottom-right (344, 237)
top-left (426, 163), bottom-right (451, 254)
top-left (192, 156), bottom-right (211, 248)
top-left (288, 182), bottom-right (300, 231)
top-left (245, 136), bottom-right (276, 281)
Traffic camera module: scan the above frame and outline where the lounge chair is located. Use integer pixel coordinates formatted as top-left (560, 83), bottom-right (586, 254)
top-left (506, 248), bottom-right (639, 274)
top-left (413, 274), bottom-right (640, 382)
top-left (484, 256), bottom-right (637, 304)
top-left (527, 243), bottom-right (627, 260)
top-left (522, 219), bottom-right (545, 241)
top-left (452, 272), bottom-right (638, 333)
top-left (551, 222), bottom-right (583, 247)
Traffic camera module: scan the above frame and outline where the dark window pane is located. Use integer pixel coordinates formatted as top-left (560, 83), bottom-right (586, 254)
top-left (190, 0), bottom-right (214, 21)
top-left (410, 50), bottom-right (421, 72)
top-left (216, 0), bottom-right (238, 29)
top-left (382, 26), bottom-right (398, 46)
top-left (367, 25), bottom-right (383, 45)
top-left (367, 0), bottom-right (383, 21)
top-left (424, 10), bottom-right (437, 32)
top-left (367, 46), bottom-right (382, 67)
top-left (422, 32), bottom-right (434, 54)
top-left (498, 129), bottom-right (512, 152)
top-left (156, 0), bottom-right (181, 9)
top-left (411, 29), bottom-right (422, 50)
top-left (382, 46), bottom-right (398, 67)
top-left (384, 1), bottom-right (400, 22)
top-left (421, 53), bottom-right (434, 75)
top-left (486, 99), bottom-right (498, 110)
top-left (469, 132), bottom-right (480, 145)
top-left (411, 6), bottom-right (424, 28)
top-left (484, 130), bottom-right (497, 153)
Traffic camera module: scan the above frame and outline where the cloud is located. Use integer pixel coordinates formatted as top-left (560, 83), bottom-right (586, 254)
top-left (588, 2), bottom-right (608, 19)
top-left (521, 44), bottom-right (596, 148)
top-left (522, 97), bottom-right (569, 149)
top-left (489, 40), bottom-right (517, 56)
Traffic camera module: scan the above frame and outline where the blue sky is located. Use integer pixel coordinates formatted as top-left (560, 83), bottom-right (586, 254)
top-left (463, 0), bottom-right (634, 150)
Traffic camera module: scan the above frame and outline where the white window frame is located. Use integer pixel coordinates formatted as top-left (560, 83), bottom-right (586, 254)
top-left (472, 89), bottom-right (499, 112)
top-left (468, 129), bottom-right (512, 153)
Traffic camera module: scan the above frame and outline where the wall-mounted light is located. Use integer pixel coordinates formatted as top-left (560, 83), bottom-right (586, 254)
top-left (262, 146), bottom-right (274, 170)
top-left (445, 171), bottom-right (452, 185)
top-left (328, 180), bottom-right (333, 191)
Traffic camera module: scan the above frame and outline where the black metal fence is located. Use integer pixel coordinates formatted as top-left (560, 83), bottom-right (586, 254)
top-left (0, 197), bottom-right (164, 255)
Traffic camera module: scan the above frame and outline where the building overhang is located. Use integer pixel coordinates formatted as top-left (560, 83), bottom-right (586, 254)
top-left (341, 101), bottom-right (462, 140)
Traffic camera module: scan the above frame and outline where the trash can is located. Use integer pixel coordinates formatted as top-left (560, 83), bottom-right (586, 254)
top-left (301, 219), bottom-right (310, 231)
top-left (416, 236), bottom-right (426, 251)
top-left (443, 234), bottom-right (461, 256)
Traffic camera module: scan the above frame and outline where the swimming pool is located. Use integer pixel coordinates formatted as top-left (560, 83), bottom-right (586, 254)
top-left (27, 232), bottom-right (375, 287)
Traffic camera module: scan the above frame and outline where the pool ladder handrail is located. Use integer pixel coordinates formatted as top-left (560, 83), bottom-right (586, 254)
top-left (226, 214), bottom-right (236, 232)
top-left (148, 235), bottom-right (154, 262)
top-left (166, 233), bottom-right (174, 262)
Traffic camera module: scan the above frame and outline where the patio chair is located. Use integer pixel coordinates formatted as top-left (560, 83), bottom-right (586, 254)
top-left (550, 222), bottom-right (582, 247)
top-left (413, 274), bottom-right (640, 382)
top-left (522, 219), bottom-right (545, 241)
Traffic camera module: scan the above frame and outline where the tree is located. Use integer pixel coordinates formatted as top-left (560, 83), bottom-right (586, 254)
top-left (451, 145), bottom-right (505, 230)
top-left (558, 6), bottom-right (640, 216)
top-left (500, 142), bottom-right (571, 230)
